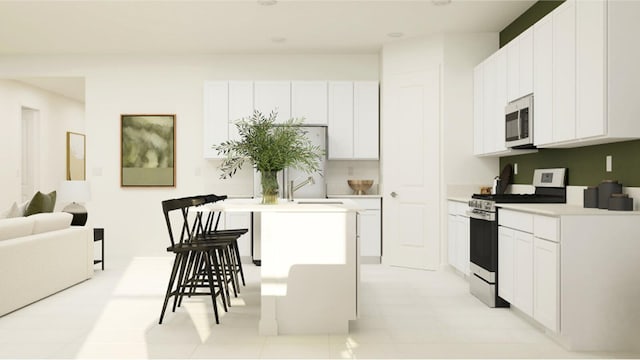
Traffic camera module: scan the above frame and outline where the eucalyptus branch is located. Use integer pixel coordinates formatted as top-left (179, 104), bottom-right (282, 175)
top-left (213, 109), bottom-right (325, 179)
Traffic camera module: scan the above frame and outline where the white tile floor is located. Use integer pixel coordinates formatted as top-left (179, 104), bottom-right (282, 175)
top-left (0, 257), bottom-right (637, 359)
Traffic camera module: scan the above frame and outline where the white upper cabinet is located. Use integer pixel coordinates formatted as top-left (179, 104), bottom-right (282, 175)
top-left (203, 81), bottom-right (229, 158)
top-left (291, 81), bottom-right (328, 125)
top-left (533, 13), bottom-right (554, 146)
top-left (507, 27), bottom-right (533, 102)
top-left (328, 81), bottom-right (380, 160)
top-left (539, 0), bottom-right (640, 147)
top-left (204, 80), bottom-right (380, 160)
top-left (475, 49), bottom-right (507, 156)
top-left (328, 82), bottom-right (354, 159)
top-left (576, 0), bottom-right (606, 139)
top-left (473, 65), bottom-right (484, 156)
top-left (228, 81), bottom-right (254, 142)
top-left (353, 81), bottom-right (379, 159)
top-left (254, 81), bottom-right (291, 123)
top-left (552, 0), bottom-right (577, 143)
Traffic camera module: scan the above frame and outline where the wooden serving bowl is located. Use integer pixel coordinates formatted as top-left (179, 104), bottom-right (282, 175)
top-left (347, 180), bottom-right (374, 195)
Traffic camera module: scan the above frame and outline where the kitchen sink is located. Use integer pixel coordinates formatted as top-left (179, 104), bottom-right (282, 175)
top-left (296, 201), bottom-right (344, 205)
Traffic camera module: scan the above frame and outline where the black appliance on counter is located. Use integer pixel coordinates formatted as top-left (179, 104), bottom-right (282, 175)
top-left (467, 168), bottom-right (567, 308)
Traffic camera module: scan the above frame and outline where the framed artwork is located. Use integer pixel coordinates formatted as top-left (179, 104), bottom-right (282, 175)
top-left (121, 114), bottom-right (175, 187)
top-left (66, 132), bottom-right (86, 180)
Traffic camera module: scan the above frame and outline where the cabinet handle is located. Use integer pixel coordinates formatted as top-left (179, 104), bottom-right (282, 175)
top-left (390, 192), bottom-right (398, 198)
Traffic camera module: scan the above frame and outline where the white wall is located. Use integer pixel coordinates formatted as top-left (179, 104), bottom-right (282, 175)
top-left (442, 33), bottom-right (499, 194)
top-left (0, 79), bottom-right (85, 208)
top-left (0, 54), bottom-right (379, 259)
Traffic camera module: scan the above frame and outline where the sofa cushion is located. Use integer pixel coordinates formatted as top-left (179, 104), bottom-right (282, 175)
top-left (25, 191), bottom-right (56, 216)
top-left (31, 212), bottom-right (73, 234)
top-left (0, 217), bottom-right (35, 241)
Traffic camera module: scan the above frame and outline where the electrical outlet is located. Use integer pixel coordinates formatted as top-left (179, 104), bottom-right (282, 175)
top-left (514, 163), bottom-right (518, 175)
top-left (606, 155), bottom-right (612, 172)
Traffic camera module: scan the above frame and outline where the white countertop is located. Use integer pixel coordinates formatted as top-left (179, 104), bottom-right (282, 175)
top-left (327, 194), bottom-right (382, 199)
top-left (199, 198), bottom-right (362, 213)
top-left (496, 203), bottom-right (640, 216)
top-left (447, 196), bottom-right (472, 203)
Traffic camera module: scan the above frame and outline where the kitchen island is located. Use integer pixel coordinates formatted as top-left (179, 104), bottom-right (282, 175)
top-left (205, 198), bottom-right (360, 335)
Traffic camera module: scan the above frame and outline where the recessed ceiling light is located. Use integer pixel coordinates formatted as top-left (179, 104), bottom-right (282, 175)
top-left (271, 37), bottom-right (286, 43)
top-left (432, 0), bottom-right (452, 5)
top-left (387, 32), bottom-right (404, 38)
top-left (258, 0), bottom-right (277, 6)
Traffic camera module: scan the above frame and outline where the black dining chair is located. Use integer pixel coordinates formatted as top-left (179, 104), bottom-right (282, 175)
top-left (158, 197), bottom-right (229, 325)
top-left (198, 194), bottom-right (248, 288)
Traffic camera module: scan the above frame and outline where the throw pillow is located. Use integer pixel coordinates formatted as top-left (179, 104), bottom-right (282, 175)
top-left (2, 201), bottom-right (28, 218)
top-left (16, 200), bottom-right (29, 216)
top-left (24, 191), bottom-right (57, 216)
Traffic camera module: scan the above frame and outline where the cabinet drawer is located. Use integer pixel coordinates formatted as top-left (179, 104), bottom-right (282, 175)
top-left (351, 198), bottom-right (381, 210)
top-left (498, 209), bottom-right (533, 232)
top-left (456, 202), bottom-right (470, 216)
top-left (448, 201), bottom-right (457, 214)
top-left (534, 215), bottom-right (559, 242)
top-left (448, 200), bottom-right (470, 216)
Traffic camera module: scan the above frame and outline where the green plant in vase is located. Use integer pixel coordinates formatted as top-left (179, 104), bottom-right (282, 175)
top-left (214, 109), bottom-right (324, 204)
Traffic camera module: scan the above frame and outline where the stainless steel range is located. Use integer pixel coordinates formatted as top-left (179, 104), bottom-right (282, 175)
top-left (468, 168), bottom-right (567, 307)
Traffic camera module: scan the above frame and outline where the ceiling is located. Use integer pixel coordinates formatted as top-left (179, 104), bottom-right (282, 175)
top-left (0, 0), bottom-right (535, 102)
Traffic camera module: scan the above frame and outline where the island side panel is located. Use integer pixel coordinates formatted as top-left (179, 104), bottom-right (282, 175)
top-left (259, 210), bottom-right (358, 335)
top-left (560, 214), bottom-right (640, 352)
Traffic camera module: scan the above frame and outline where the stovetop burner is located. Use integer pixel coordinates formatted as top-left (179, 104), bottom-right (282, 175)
top-left (471, 193), bottom-right (566, 204)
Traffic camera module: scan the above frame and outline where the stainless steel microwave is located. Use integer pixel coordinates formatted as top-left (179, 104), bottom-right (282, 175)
top-left (505, 94), bottom-right (534, 148)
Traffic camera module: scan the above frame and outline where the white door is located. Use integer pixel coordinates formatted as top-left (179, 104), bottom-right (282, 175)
top-left (21, 107), bottom-right (39, 202)
top-left (382, 68), bottom-right (441, 270)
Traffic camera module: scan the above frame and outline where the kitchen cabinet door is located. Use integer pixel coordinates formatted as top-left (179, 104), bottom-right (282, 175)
top-left (534, 237), bottom-right (559, 332)
top-left (291, 81), bottom-right (328, 125)
top-left (518, 28), bottom-right (534, 98)
top-left (203, 81), bottom-right (229, 158)
top-left (353, 81), bottom-right (379, 159)
top-left (514, 229), bottom-right (534, 317)
top-left (328, 81), bottom-right (354, 159)
top-left (225, 212), bottom-right (252, 258)
top-left (254, 81), bottom-right (291, 123)
top-left (552, 0), bottom-right (576, 143)
top-left (473, 64), bottom-right (484, 155)
top-left (533, 14), bottom-right (554, 146)
top-left (359, 209), bottom-right (381, 257)
top-left (506, 39), bottom-right (520, 102)
top-left (498, 226), bottom-right (514, 303)
top-left (456, 215), bottom-right (470, 276)
top-left (494, 49), bottom-right (508, 153)
top-left (448, 213), bottom-right (457, 270)
top-left (576, 0), bottom-right (606, 139)
top-left (228, 81), bottom-right (254, 141)
top-left (482, 53), bottom-right (499, 153)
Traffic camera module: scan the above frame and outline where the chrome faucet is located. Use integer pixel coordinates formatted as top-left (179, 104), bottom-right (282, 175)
top-left (288, 176), bottom-right (315, 202)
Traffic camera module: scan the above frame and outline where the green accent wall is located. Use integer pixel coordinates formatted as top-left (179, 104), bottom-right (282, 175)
top-left (500, 140), bottom-right (640, 187)
top-left (498, 1), bottom-right (640, 188)
top-left (499, 0), bottom-right (565, 47)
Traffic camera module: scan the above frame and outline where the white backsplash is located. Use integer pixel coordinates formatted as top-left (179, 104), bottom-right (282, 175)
top-left (326, 160), bottom-right (380, 195)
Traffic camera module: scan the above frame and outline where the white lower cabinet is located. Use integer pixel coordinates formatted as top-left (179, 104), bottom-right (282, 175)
top-left (447, 201), bottom-right (470, 276)
top-left (533, 237), bottom-right (559, 332)
top-left (498, 226), bottom-right (533, 316)
top-left (223, 212), bottom-right (252, 259)
top-left (353, 198), bottom-right (381, 262)
top-left (498, 209), bottom-right (558, 330)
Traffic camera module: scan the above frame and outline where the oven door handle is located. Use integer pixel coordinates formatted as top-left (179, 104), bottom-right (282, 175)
top-left (467, 209), bottom-right (496, 222)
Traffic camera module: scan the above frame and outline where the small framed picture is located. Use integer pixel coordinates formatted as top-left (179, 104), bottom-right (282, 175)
top-left (121, 114), bottom-right (175, 187)
top-left (67, 132), bottom-right (86, 180)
